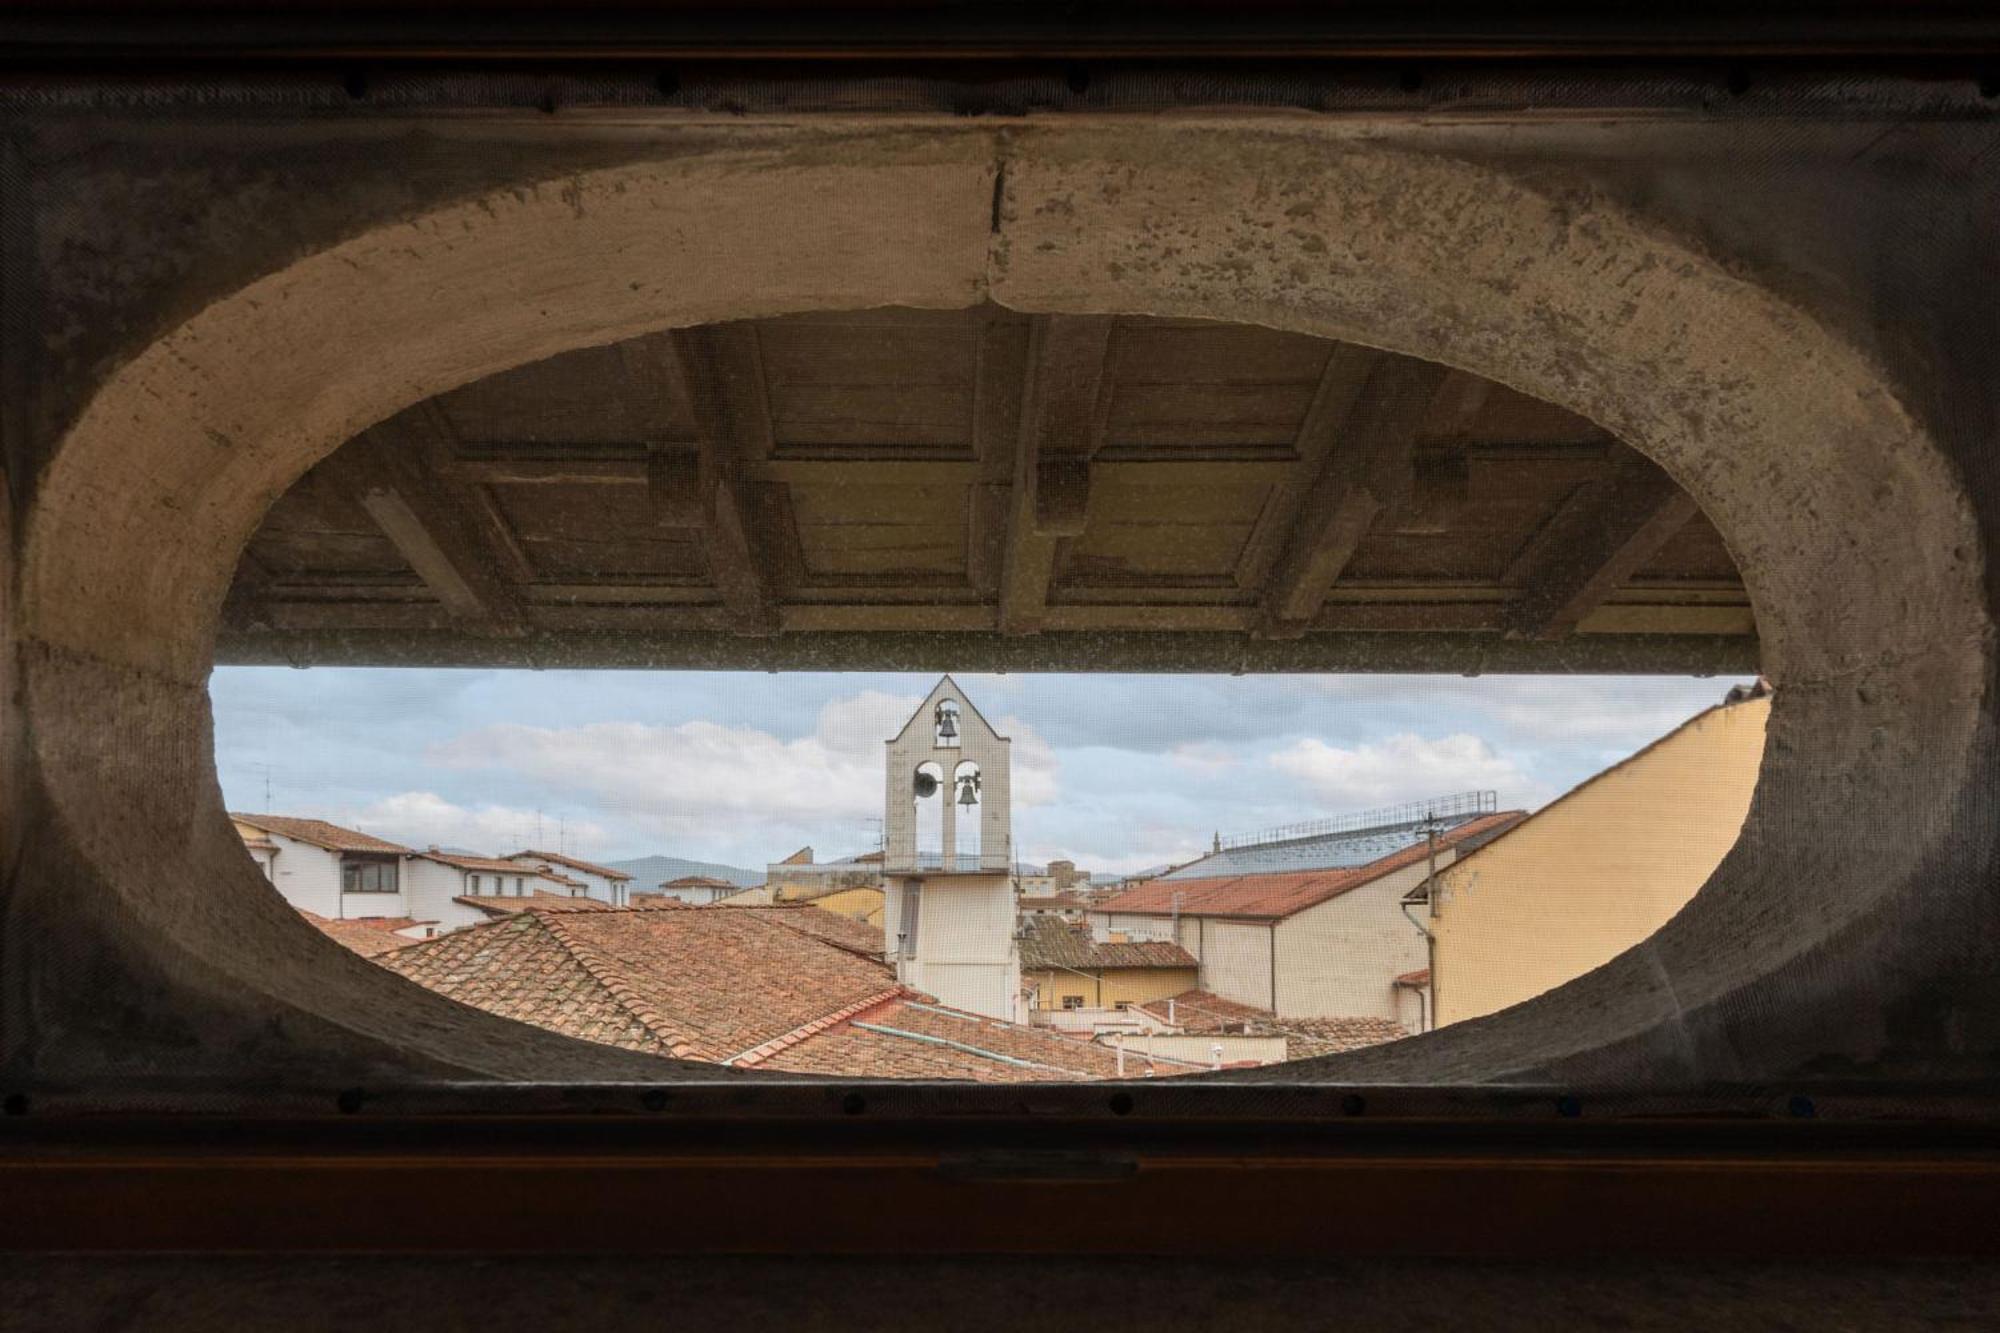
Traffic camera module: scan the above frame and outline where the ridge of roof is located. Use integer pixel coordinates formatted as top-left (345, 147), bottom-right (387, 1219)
top-left (418, 850), bottom-right (557, 874)
top-left (726, 986), bottom-right (910, 1067)
top-left (507, 848), bottom-right (633, 880)
top-left (735, 902), bottom-right (886, 959)
top-left (231, 813), bottom-right (411, 855)
top-left (1095, 811), bottom-right (1526, 921)
top-left (534, 908), bottom-right (701, 1060)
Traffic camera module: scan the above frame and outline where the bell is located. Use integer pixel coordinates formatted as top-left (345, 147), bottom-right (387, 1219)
top-left (935, 705), bottom-right (959, 741)
top-left (956, 775), bottom-right (979, 807)
top-left (913, 770), bottom-right (939, 799)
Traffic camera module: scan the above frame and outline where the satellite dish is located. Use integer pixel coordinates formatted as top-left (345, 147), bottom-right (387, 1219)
top-left (913, 770), bottom-right (940, 799)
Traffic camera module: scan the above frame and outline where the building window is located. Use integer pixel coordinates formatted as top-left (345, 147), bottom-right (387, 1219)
top-left (1114, 1001), bottom-right (1131, 1011)
top-left (340, 858), bottom-right (397, 893)
top-left (1062, 995), bottom-right (1085, 1010)
top-left (513, 876), bottom-right (525, 896)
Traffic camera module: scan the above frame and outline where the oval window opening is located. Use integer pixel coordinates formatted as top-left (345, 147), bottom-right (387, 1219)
top-left (210, 306), bottom-right (1762, 1081)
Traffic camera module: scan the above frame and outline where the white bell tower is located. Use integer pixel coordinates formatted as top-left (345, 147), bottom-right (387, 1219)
top-left (881, 676), bottom-right (1022, 1021)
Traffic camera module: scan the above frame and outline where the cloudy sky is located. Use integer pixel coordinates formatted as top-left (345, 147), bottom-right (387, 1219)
top-left (209, 669), bottom-right (1751, 876)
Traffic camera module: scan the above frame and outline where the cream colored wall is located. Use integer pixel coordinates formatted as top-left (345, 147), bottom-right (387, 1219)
top-left (1026, 966), bottom-right (1198, 1011)
top-left (897, 871), bottom-right (1020, 1021)
top-left (1432, 695), bottom-right (1770, 1027)
top-left (1272, 860), bottom-right (1437, 1021)
top-left (1200, 920), bottom-right (1276, 1012)
top-left (782, 884), bottom-right (884, 925)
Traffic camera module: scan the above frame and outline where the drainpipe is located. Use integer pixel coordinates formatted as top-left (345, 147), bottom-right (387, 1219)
top-left (1269, 923), bottom-right (1278, 1013)
top-left (1398, 812), bottom-right (1445, 1032)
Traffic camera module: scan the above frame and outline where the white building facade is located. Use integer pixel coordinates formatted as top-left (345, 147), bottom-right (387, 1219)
top-left (502, 850), bottom-right (636, 905)
top-left (881, 677), bottom-right (1023, 1023)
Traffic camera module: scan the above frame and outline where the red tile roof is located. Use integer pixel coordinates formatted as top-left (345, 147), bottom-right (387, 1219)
top-left (233, 814), bottom-right (410, 855)
top-left (455, 891), bottom-right (612, 918)
top-left (1094, 812), bottom-right (1526, 921)
top-left (662, 875), bottom-right (737, 889)
top-left (419, 851), bottom-right (560, 875)
top-left (506, 849), bottom-right (633, 881)
top-left (372, 905), bottom-right (1193, 1080)
top-left (298, 910), bottom-right (424, 958)
top-left (735, 904), bottom-right (885, 960)
top-left (381, 906), bottom-right (904, 1063)
top-left (1018, 917), bottom-right (1197, 971)
top-left (1132, 989), bottom-right (1272, 1033)
top-left (1395, 968), bottom-right (1432, 987)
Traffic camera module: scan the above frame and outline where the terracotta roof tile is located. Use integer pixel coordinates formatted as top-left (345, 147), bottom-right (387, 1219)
top-left (1395, 968), bottom-right (1432, 987)
top-left (1095, 812), bottom-right (1526, 920)
top-left (506, 849), bottom-right (633, 881)
top-left (381, 906), bottom-right (903, 1063)
top-left (232, 814), bottom-right (410, 855)
top-left (372, 905), bottom-right (1192, 1080)
top-left (419, 851), bottom-right (559, 875)
top-left (378, 912), bottom-right (676, 1054)
top-left (298, 910), bottom-right (424, 958)
top-left (455, 892), bottom-right (611, 917)
top-left (1018, 917), bottom-right (1197, 971)
top-left (735, 904), bottom-right (885, 959)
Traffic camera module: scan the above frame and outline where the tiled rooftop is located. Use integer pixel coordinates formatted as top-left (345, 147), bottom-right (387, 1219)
top-left (298, 910), bottom-right (425, 958)
top-left (744, 904), bottom-right (886, 959)
top-left (455, 892), bottom-right (612, 917)
top-left (1018, 917), bottom-right (1197, 972)
top-left (506, 849), bottom-right (633, 881)
top-left (232, 814), bottom-right (410, 855)
top-left (382, 905), bottom-right (903, 1063)
top-left (1158, 802), bottom-right (1509, 881)
top-left (1097, 813), bottom-right (1526, 921)
top-left (420, 851), bottom-right (558, 875)
top-left (373, 905), bottom-right (1191, 1080)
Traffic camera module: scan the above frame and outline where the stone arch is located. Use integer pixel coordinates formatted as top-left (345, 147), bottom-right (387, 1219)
top-left (11, 122), bottom-right (1988, 1084)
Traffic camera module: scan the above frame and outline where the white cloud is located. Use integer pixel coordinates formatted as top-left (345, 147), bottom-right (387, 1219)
top-left (333, 791), bottom-right (609, 855)
top-left (419, 690), bottom-right (1061, 859)
top-left (1293, 674), bottom-right (1748, 752)
top-left (1268, 732), bottom-right (1540, 811)
top-left (1168, 742), bottom-right (1240, 774)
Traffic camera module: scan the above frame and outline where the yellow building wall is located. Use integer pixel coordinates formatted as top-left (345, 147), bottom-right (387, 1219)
top-left (791, 884), bottom-right (884, 926)
top-left (1432, 694), bottom-right (1770, 1027)
top-left (1027, 966), bottom-right (1199, 1011)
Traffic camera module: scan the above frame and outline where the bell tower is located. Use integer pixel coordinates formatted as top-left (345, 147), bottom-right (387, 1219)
top-left (882, 676), bottom-right (1022, 1021)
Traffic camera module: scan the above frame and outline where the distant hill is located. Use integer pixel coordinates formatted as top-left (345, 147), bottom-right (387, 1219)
top-left (606, 854), bottom-right (764, 889)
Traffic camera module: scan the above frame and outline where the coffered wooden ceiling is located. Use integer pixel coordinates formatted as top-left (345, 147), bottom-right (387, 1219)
top-left (218, 306), bottom-right (1754, 672)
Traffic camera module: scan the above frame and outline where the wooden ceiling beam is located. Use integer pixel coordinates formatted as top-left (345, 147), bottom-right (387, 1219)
top-left (640, 328), bottom-right (781, 636)
top-left (1505, 457), bottom-right (1700, 641)
top-left (999, 315), bottom-right (1116, 635)
top-left (312, 430), bottom-right (531, 636)
top-left (1256, 355), bottom-right (1455, 638)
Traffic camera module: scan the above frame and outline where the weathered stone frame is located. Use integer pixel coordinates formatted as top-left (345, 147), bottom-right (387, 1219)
top-left (5, 120), bottom-right (1988, 1089)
